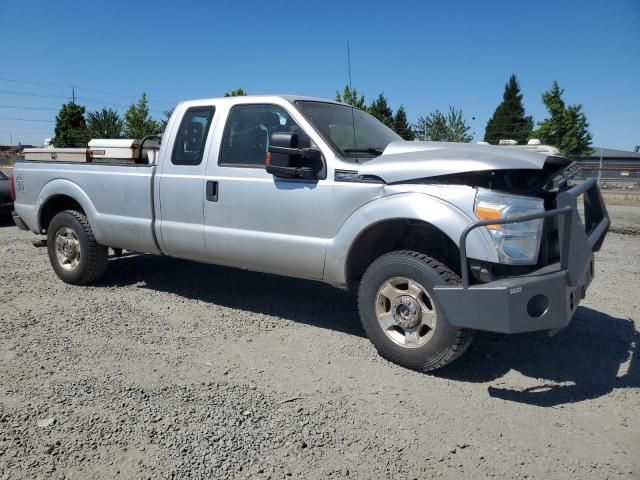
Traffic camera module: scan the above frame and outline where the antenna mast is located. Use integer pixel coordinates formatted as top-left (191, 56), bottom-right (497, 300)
top-left (347, 41), bottom-right (357, 151)
top-left (347, 41), bottom-right (353, 91)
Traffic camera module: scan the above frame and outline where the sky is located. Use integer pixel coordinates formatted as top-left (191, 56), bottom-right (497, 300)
top-left (1, 0), bottom-right (638, 149)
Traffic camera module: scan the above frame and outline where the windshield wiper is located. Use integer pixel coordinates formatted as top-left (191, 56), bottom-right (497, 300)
top-left (343, 147), bottom-right (385, 155)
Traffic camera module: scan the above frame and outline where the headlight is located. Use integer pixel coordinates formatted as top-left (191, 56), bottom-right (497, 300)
top-left (474, 188), bottom-right (544, 265)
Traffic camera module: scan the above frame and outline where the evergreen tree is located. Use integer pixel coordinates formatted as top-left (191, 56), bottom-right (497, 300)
top-left (335, 85), bottom-right (367, 109)
top-left (368, 93), bottom-right (394, 127)
top-left (124, 93), bottom-right (160, 139)
top-left (413, 106), bottom-right (472, 143)
top-left (52, 102), bottom-right (90, 147)
top-left (160, 108), bottom-right (175, 131)
top-left (484, 74), bottom-right (533, 144)
top-left (532, 81), bottom-right (592, 157)
top-left (86, 108), bottom-right (124, 139)
top-left (224, 88), bottom-right (247, 97)
top-left (392, 105), bottom-right (414, 140)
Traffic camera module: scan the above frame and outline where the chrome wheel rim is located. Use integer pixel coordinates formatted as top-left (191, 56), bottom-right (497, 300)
top-left (375, 276), bottom-right (437, 348)
top-left (54, 227), bottom-right (81, 271)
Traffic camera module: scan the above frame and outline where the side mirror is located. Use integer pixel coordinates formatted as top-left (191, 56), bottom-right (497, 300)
top-left (266, 132), bottom-right (323, 180)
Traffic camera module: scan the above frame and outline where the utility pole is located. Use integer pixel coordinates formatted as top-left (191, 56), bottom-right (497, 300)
top-left (71, 86), bottom-right (76, 103)
top-left (10, 133), bottom-right (13, 147)
top-left (597, 148), bottom-right (603, 186)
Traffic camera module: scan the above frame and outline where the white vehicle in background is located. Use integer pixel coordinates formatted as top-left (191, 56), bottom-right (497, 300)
top-left (10, 95), bottom-right (609, 372)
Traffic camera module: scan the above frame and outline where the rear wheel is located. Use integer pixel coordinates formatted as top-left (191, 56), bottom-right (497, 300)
top-left (47, 210), bottom-right (108, 285)
top-left (358, 250), bottom-right (473, 372)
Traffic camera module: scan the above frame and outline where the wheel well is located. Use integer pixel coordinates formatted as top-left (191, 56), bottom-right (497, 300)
top-left (40, 195), bottom-right (84, 234)
top-left (346, 219), bottom-right (461, 287)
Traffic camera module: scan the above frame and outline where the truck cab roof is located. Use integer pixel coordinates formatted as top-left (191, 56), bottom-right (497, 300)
top-left (176, 95), bottom-right (344, 109)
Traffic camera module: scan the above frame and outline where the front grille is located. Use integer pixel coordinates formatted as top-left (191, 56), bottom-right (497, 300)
top-left (538, 194), bottom-right (563, 266)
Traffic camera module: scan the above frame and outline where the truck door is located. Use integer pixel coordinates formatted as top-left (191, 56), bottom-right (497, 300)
top-left (157, 105), bottom-right (216, 261)
top-left (202, 103), bottom-right (332, 279)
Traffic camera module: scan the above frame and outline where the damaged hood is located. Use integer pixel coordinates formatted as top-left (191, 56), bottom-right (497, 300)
top-left (356, 141), bottom-right (564, 183)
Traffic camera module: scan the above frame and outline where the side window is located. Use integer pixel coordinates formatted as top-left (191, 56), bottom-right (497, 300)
top-left (172, 106), bottom-right (215, 166)
top-left (219, 104), bottom-right (312, 167)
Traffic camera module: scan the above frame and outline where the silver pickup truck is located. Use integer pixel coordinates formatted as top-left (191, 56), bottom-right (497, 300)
top-left (11, 95), bottom-right (609, 372)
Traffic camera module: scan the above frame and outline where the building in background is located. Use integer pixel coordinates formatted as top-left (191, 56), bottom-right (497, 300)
top-left (578, 146), bottom-right (640, 188)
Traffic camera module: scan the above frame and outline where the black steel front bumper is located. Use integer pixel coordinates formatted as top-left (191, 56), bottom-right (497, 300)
top-left (433, 178), bottom-right (609, 334)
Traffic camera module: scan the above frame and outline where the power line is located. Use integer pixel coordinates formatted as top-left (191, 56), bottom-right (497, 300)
top-left (0, 77), bottom-right (67, 89)
top-left (0, 117), bottom-right (55, 123)
top-left (0, 90), bottom-right (164, 113)
top-left (0, 104), bottom-right (59, 111)
top-left (0, 88), bottom-right (69, 100)
top-left (0, 76), bottom-right (176, 105)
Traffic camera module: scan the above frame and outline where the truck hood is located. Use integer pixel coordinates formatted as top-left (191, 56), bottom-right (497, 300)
top-left (356, 141), bottom-right (565, 184)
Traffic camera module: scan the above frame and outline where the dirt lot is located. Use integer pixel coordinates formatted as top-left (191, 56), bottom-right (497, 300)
top-left (0, 210), bottom-right (638, 479)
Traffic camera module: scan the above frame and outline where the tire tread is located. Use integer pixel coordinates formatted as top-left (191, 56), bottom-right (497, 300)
top-left (358, 250), bottom-right (474, 372)
top-left (50, 210), bottom-right (108, 285)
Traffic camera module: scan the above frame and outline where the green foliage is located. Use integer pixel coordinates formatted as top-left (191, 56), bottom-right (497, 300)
top-left (414, 106), bottom-right (472, 143)
top-left (532, 81), bottom-right (592, 157)
top-left (160, 108), bottom-right (174, 131)
top-left (335, 85), bottom-right (367, 109)
top-left (368, 93), bottom-right (394, 127)
top-left (52, 102), bottom-right (90, 147)
top-left (484, 74), bottom-right (533, 144)
top-left (224, 88), bottom-right (247, 97)
top-left (124, 93), bottom-right (160, 139)
top-left (392, 105), bottom-right (414, 140)
top-left (86, 108), bottom-right (124, 139)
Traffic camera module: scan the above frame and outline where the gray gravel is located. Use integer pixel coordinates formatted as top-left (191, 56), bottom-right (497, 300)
top-left (0, 215), bottom-right (639, 479)
top-left (606, 205), bottom-right (640, 234)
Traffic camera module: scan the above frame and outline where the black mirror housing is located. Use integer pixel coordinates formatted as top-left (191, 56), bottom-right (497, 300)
top-left (269, 132), bottom-right (299, 169)
top-left (266, 132), bottom-right (323, 180)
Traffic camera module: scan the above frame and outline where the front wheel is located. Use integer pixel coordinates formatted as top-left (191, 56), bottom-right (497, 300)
top-left (358, 251), bottom-right (473, 372)
top-left (47, 210), bottom-right (108, 285)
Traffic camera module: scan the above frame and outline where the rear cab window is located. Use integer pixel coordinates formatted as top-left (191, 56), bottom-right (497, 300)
top-left (172, 106), bottom-right (215, 166)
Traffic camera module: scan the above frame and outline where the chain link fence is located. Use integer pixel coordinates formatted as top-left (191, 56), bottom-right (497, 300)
top-left (571, 161), bottom-right (640, 190)
top-left (0, 153), bottom-right (21, 173)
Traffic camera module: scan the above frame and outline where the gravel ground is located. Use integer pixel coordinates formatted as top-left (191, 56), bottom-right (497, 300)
top-left (606, 205), bottom-right (640, 234)
top-left (0, 214), bottom-right (638, 479)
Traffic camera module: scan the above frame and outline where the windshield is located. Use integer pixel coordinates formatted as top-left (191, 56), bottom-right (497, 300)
top-left (295, 101), bottom-right (401, 161)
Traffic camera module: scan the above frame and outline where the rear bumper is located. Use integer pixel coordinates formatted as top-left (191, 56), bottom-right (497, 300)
top-left (433, 178), bottom-right (609, 334)
top-left (12, 212), bottom-right (29, 230)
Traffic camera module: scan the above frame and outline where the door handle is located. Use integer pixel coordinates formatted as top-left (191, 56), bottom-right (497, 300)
top-left (206, 180), bottom-right (218, 202)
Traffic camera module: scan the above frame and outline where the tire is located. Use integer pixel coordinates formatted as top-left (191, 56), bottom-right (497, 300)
top-left (358, 250), bottom-right (473, 372)
top-left (46, 210), bottom-right (108, 285)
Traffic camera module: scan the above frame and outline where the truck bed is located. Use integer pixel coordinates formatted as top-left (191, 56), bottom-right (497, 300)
top-left (13, 161), bottom-right (160, 254)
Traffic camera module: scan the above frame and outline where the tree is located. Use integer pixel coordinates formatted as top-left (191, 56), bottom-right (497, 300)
top-left (335, 85), bottom-right (367, 109)
top-left (392, 105), bottom-right (414, 140)
top-left (86, 108), bottom-right (124, 139)
top-left (124, 93), bottom-right (160, 139)
top-left (484, 74), bottom-right (533, 144)
top-left (224, 88), bottom-right (247, 97)
top-left (413, 106), bottom-right (472, 142)
top-left (52, 102), bottom-right (90, 147)
top-left (160, 108), bottom-right (174, 131)
top-left (368, 93), bottom-right (394, 127)
top-left (532, 81), bottom-right (592, 157)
